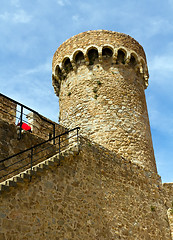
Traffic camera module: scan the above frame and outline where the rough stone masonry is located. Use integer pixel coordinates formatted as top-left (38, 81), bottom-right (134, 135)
top-left (0, 30), bottom-right (172, 240)
top-left (52, 30), bottom-right (156, 173)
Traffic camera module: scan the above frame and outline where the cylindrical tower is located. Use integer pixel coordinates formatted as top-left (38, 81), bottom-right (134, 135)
top-left (52, 30), bottom-right (157, 172)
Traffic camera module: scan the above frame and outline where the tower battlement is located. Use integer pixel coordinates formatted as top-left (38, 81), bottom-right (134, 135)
top-left (52, 30), bottom-right (156, 173)
top-left (52, 30), bottom-right (149, 95)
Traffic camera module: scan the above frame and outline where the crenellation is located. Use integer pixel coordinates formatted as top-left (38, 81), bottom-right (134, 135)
top-left (52, 45), bottom-right (148, 91)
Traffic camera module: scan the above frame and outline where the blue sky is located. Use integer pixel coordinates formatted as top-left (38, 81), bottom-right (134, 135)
top-left (0, 0), bottom-right (173, 182)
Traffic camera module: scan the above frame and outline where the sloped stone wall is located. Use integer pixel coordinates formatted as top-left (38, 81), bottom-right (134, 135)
top-left (0, 137), bottom-right (171, 239)
top-left (163, 183), bottom-right (173, 239)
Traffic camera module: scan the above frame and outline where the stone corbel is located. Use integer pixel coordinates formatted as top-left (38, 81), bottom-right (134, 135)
top-left (84, 54), bottom-right (90, 66)
top-left (71, 60), bottom-right (77, 71)
top-left (139, 63), bottom-right (144, 74)
top-left (144, 74), bottom-right (149, 88)
top-left (125, 53), bottom-right (131, 65)
top-left (112, 51), bottom-right (118, 63)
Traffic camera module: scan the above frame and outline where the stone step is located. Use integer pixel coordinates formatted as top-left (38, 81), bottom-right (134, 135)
top-left (0, 144), bottom-right (79, 193)
top-left (20, 173), bottom-right (30, 180)
top-left (5, 179), bottom-right (17, 187)
top-left (38, 162), bottom-right (48, 169)
top-left (13, 176), bottom-right (23, 183)
top-left (0, 183), bottom-right (8, 192)
top-left (32, 165), bottom-right (43, 172)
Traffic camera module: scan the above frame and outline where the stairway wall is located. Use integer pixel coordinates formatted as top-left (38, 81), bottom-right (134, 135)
top-left (0, 137), bottom-right (171, 239)
top-left (0, 119), bottom-right (66, 181)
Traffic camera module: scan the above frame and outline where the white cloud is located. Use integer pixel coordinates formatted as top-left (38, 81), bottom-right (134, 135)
top-left (72, 15), bottom-right (80, 22)
top-left (10, 0), bottom-right (20, 7)
top-left (13, 9), bottom-right (32, 23)
top-left (148, 18), bottom-right (173, 36)
top-left (150, 55), bottom-right (173, 73)
top-left (131, 16), bottom-right (173, 41)
top-left (57, 0), bottom-right (70, 6)
top-left (148, 46), bottom-right (173, 86)
top-left (0, 12), bottom-right (9, 21)
top-left (0, 9), bottom-right (32, 24)
top-left (149, 108), bottom-right (173, 135)
top-left (18, 60), bottom-right (52, 77)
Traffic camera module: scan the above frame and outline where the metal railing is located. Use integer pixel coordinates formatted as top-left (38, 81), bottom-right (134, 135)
top-left (0, 93), bottom-right (56, 141)
top-left (0, 127), bottom-right (80, 182)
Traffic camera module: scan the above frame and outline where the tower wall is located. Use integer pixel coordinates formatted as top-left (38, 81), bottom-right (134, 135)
top-left (52, 30), bottom-right (156, 172)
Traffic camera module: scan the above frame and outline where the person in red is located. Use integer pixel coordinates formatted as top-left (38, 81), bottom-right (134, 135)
top-left (17, 122), bottom-right (32, 132)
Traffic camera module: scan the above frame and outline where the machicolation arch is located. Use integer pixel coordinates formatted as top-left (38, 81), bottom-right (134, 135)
top-left (52, 45), bottom-right (149, 93)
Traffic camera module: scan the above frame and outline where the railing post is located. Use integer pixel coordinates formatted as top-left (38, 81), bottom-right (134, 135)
top-left (53, 123), bottom-right (55, 145)
top-left (77, 127), bottom-right (79, 146)
top-left (19, 105), bottom-right (23, 139)
top-left (59, 135), bottom-right (61, 156)
top-left (30, 148), bottom-right (33, 181)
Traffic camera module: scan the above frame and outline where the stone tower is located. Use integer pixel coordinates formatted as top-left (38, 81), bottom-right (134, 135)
top-left (52, 30), bottom-right (157, 173)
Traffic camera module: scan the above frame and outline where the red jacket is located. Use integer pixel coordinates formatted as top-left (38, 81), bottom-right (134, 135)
top-left (17, 122), bottom-right (31, 131)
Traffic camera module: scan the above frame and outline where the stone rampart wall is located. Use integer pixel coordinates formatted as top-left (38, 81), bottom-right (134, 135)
top-left (0, 119), bottom-right (67, 182)
top-left (27, 112), bottom-right (67, 141)
top-left (0, 137), bottom-right (171, 239)
top-left (0, 94), bottom-right (66, 142)
top-left (0, 95), bottom-right (17, 124)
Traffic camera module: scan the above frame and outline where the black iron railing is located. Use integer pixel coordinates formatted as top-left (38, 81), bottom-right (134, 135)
top-left (0, 93), bottom-right (56, 141)
top-left (0, 127), bottom-right (80, 182)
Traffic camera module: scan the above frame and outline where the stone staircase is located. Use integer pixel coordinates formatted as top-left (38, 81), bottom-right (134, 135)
top-left (0, 144), bottom-right (79, 193)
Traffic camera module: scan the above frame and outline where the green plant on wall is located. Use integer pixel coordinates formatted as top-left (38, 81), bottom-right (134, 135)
top-left (97, 80), bottom-right (102, 86)
top-left (151, 205), bottom-right (155, 212)
top-left (93, 87), bottom-right (98, 93)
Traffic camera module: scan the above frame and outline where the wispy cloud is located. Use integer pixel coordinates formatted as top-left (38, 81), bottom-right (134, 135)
top-left (15, 59), bottom-right (52, 78)
top-left (0, 9), bottom-right (32, 23)
top-left (131, 17), bottom-right (173, 43)
top-left (57, 0), bottom-right (70, 6)
top-left (147, 18), bottom-right (173, 36)
top-left (148, 50), bottom-right (173, 88)
top-left (149, 106), bottom-right (173, 135)
top-left (150, 55), bottom-right (173, 73)
top-left (13, 9), bottom-right (32, 23)
top-left (10, 0), bottom-right (20, 7)
top-left (0, 12), bottom-right (9, 21)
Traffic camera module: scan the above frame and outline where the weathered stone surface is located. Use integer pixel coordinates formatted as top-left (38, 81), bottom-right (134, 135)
top-left (0, 119), bottom-right (65, 181)
top-left (52, 30), bottom-right (156, 172)
top-left (0, 137), bottom-right (171, 239)
top-left (0, 95), bottom-right (17, 124)
top-left (0, 30), bottom-right (172, 239)
top-left (163, 183), bottom-right (173, 238)
top-left (27, 112), bottom-right (67, 142)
